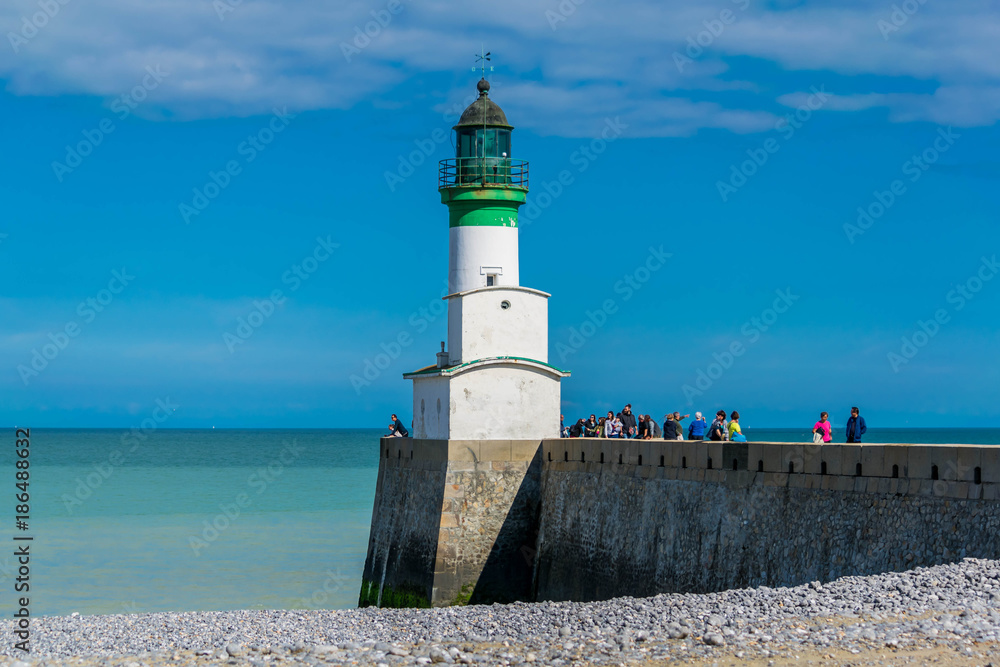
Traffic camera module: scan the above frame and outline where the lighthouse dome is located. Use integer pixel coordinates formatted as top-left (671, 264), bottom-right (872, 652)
top-left (454, 78), bottom-right (513, 129)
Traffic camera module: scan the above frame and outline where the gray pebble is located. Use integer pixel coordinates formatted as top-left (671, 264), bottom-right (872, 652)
top-left (428, 647), bottom-right (452, 663)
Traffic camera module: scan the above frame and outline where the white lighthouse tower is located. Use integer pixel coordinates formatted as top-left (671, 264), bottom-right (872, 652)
top-left (404, 77), bottom-right (569, 440)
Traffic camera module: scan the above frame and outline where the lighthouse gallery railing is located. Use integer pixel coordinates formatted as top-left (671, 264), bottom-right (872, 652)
top-left (438, 157), bottom-right (528, 189)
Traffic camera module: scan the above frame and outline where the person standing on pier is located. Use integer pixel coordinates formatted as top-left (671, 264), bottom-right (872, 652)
top-left (663, 413), bottom-right (679, 440)
top-left (813, 412), bottom-right (833, 443)
top-left (649, 415), bottom-right (662, 439)
top-left (688, 412), bottom-right (708, 440)
top-left (604, 411), bottom-right (616, 438)
top-left (621, 404), bottom-right (638, 438)
top-left (845, 407), bottom-right (867, 443)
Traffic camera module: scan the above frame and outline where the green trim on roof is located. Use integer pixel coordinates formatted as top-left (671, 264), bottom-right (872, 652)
top-left (404, 356), bottom-right (570, 377)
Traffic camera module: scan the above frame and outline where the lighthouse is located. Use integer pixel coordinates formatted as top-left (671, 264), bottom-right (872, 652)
top-left (404, 78), bottom-right (569, 440)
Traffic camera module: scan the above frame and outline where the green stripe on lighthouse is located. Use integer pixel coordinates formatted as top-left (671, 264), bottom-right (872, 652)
top-left (441, 187), bottom-right (527, 228)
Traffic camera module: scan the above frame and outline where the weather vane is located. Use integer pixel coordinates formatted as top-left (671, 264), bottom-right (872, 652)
top-left (472, 44), bottom-right (493, 79)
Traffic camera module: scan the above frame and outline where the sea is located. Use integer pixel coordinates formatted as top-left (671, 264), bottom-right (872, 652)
top-left (3, 427), bottom-right (998, 618)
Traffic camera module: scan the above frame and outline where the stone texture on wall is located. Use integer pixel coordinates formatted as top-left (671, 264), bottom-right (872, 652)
top-left (361, 438), bottom-right (541, 607)
top-left (535, 439), bottom-right (1000, 602)
top-left (438, 440), bottom-right (542, 605)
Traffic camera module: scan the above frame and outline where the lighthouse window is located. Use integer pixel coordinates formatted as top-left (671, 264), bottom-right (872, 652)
top-left (486, 274), bottom-right (496, 287)
top-left (457, 129), bottom-right (509, 159)
top-left (498, 132), bottom-right (510, 158)
top-left (500, 300), bottom-right (511, 310)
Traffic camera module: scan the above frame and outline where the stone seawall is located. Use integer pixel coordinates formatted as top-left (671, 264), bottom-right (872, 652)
top-left (362, 437), bottom-right (1000, 606)
top-left (535, 439), bottom-right (1000, 601)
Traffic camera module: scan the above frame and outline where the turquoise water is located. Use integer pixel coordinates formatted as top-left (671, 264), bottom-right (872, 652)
top-left (0, 429), bottom-right (379, 617)
top-left (3, 427), bottom-right (997, 618)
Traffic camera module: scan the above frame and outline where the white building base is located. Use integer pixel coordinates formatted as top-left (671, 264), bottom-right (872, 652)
top-left (407, 359), bottom-right (566, 440)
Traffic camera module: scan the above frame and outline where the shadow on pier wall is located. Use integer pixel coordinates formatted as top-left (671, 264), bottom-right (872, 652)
top-left (468, 447), bottom-right (544, 605)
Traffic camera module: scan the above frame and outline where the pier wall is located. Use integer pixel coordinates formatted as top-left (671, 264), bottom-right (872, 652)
top-left (360, 438), bottom-right (541, 607)
top-left (535, 439), bottom-right (1000, 601)
top-left (362, 438), bottom-right (1000, 606)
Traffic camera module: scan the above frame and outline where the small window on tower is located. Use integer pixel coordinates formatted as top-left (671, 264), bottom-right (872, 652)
top-left (486, 274), bottom-right (496, 287)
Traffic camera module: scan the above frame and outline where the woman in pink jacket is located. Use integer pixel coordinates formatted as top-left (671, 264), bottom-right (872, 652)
top-left (812, 412), bottom-right (832, 443)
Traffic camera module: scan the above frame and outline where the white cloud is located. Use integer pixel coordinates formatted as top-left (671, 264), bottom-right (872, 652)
top-left (779, 86), bottom-right (1000, 126)
top-left (1, 0), bottom-right (999, 134)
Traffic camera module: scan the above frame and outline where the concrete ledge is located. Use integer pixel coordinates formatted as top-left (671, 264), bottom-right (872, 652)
top-left (841, 445), bottom-right (862, 477)
top-left (390, 438), bottom-right (999, 500)
top-left (907, 446), bottom-right (936, 480)
top-left (782, 445), bottom-right (805, 474)
top-left (824, 445), bottom-right (844, 475)
top-left (760, 443), bottom-right (781, 472)
top-left (884, 445), bottom-right (909, 478)
top-left (862, 446), bottom-right (885, 477)
top-left (985, 449), bottom-right (1000, 484)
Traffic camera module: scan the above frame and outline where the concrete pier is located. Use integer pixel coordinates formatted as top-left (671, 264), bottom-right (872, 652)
top-left (361, 438), bottom-right (1000, 606)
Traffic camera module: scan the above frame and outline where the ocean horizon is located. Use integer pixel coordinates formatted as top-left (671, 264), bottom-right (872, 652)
top-left (4, 427), bottom-right (998, 619)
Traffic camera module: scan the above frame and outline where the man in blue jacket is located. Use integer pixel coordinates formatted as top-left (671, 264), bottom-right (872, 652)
top-left (845, 407), bottom-right (867, 443)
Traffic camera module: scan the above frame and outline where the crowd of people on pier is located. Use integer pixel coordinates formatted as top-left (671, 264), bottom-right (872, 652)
top-left (386, 406), bottom-right (869, 444)
top-left (560, 405), bottom-right (869, 443)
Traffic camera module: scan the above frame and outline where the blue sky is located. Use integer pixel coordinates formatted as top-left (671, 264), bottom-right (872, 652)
top-left (2, 0), bottom-right (999, 429)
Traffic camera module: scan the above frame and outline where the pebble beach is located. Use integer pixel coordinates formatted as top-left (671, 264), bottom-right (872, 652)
top-left (4, 559), bottom-right (999, 667)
